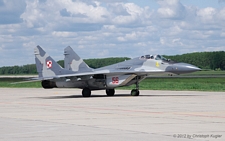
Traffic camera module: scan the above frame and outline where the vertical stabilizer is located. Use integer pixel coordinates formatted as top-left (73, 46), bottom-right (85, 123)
top-left (34, 46), bottom-right (73, 78)
top-left (64, 46), bottom-right (93, 72)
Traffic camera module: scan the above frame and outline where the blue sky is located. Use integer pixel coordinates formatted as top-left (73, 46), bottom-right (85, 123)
top-left (0, 0), bottom-right (225, 67)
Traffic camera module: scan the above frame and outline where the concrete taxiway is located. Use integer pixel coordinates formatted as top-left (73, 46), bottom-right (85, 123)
top-left (0, 88), bottom-right (224, 141)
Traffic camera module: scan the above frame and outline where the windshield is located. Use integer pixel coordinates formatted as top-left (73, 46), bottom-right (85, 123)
top-left (140, 55), bottom-right (154, 59)
top-left (140, 54), bottom-right (169, 61)
top-left (155, 55), bottom-right (168, 61)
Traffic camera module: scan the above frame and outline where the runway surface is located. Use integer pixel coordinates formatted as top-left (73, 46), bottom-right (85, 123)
top-left (0, 88), bottom-right (224, 141)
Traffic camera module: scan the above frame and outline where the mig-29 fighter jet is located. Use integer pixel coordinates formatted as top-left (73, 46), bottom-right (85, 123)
top-left (35, 46), bottom-right (200, 97)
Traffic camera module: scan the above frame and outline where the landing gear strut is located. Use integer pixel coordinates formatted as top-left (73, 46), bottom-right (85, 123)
top-left (131, 81), bottom-right (140, 96)
top-left (82, 88), bottom-right (91, 97)
top-left (106, 89), bottom-right (115, 96)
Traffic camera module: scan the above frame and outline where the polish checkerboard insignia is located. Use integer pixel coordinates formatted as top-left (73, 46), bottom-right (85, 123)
top-left (46, 60), bottom-right (52, 68)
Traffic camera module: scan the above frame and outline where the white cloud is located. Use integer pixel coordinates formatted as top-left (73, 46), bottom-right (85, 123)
top-left (221, 32), bottom-right (225, 37)
top-left (217, 7), bottom-right (225, 21)
top-left (157, 0), bottom-right (186, 19)
top-left (0, 0), bottom-right (224, 67)
top-left (197, 7), bottom-right (216, 23)
top-left (23, 41), bottom-right (36, 50)
top-left (160, 38), bottom-right (165, 45)
top-left (117, 36), bottom-right (126, 41)
top-left (109, 3), bottom-right (152, 26)
top-left (52, 31), bottom-right (77, 37)
top-left (97, 49), bottom-right (109, 57)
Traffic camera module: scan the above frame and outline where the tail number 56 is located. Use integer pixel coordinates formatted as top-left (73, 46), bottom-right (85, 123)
top-left (112, 77), bottom-right (119, 84)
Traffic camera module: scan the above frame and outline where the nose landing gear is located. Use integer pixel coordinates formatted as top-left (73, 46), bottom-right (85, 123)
top-left (131, 81), bottom-right (140, 96)
top-left (131, 89), bottom-right (139, 96)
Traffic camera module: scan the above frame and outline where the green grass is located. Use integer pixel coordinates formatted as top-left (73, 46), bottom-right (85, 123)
top-left (121, 77), bottom-right (225, 91)
top-left (0, 77), bottom-right (224, 91)
top-left (180, 70), bottom-right (225, 76)
top-left (0, 78), bottom-right (41, 88)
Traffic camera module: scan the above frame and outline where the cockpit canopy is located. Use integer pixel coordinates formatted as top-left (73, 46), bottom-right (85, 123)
top-left (140, 54), bottom-right (169, 61)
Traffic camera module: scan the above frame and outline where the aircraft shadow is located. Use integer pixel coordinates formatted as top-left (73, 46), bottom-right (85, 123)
top-left (32, 94), bottom-right (200, 99)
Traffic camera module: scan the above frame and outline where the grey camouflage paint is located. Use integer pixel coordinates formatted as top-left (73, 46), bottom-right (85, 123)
top-left (34, 46), bottom-right (74, 79)
top-left (64, 46), bottom-right (93, 72)
top-left (34, 46), bottom-right (201, 90)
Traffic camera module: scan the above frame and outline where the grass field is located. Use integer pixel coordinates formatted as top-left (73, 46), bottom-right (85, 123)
top-left (0, 77), bottom-right (224, 92)
top-left (0, 78), bottom-right (41, 88)
top-left (121, 77), bottom-right (225, 91)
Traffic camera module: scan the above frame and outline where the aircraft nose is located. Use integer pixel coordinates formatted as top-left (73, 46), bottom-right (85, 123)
top-left (166, 63), bottom-right (201, 74)
top-left (179, 63), bottom-right (201, 71)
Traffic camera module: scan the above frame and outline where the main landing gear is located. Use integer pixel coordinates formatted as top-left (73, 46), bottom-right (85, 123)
top-left (82, 88), bottom-right (91, 97)
top-left (106, 89), bottom-right (115, 96)
top-left (81, 84), bottom-right (140, 97)
top-left (82, 88), bottom-right (115, 97)
top-left (131, 81), bottom-right (140, 96)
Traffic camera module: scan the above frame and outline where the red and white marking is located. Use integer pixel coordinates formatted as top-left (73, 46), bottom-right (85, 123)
top-left (46, 60), bottom-right (52, 68)
top-left (112, 77), bottom-right (119, 84)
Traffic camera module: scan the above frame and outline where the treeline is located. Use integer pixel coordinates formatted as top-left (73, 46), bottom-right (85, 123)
top-left (0, 57), bottom-right (130, 75)
top-left (0, 51), bottom-right (224, 75)
top-left (165, 51), bottom-right (225, 70)
top-left (57, 57), bottom-right (130, 69)
top-left (0, 64), bottom-right (37, 75)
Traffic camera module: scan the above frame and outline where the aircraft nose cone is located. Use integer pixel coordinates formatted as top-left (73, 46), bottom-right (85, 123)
top-left (166, 63), bottom-right (201, 74)
top-left (178, 63), bottom-right (201, 72)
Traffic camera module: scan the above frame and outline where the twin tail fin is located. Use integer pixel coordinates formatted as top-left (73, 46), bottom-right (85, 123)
top-left (34, 46), bottom-right (74, 78)
top-left (64, 46), bottom-right (93, 72)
